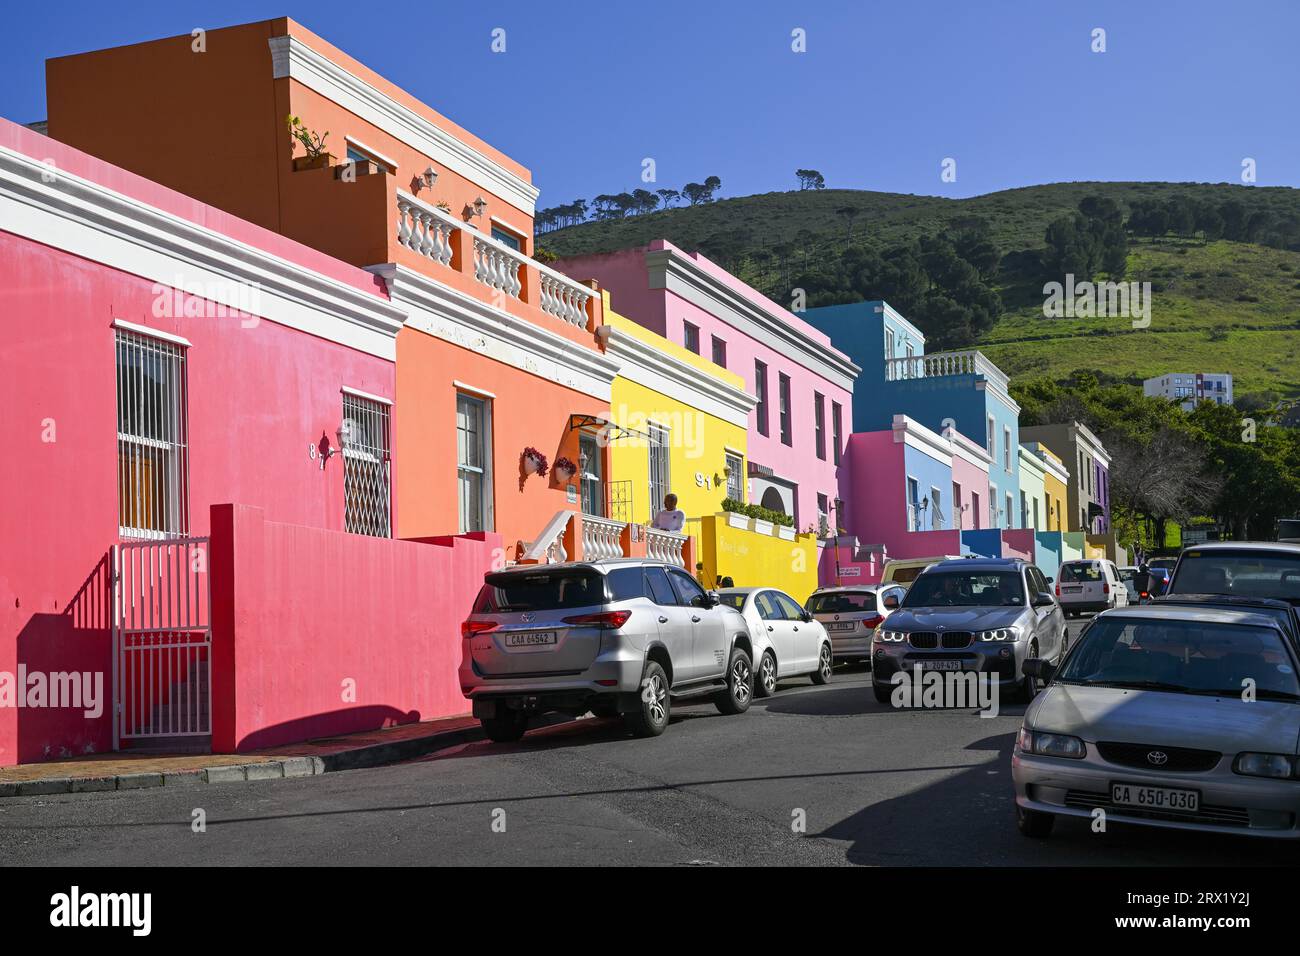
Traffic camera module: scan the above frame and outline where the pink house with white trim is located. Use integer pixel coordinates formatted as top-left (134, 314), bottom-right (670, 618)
top-left (556, 241), bottom-right (858, 534)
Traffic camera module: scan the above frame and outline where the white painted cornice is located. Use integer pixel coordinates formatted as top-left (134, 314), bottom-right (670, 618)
top-left (605, 326), bottom-right (757, 428)
top-left (270, 35), bottom-right (539, 216)
top-left (891, 413), bottom-right (952, 466)
top-left (645, 247), bottom-right (861, 392)
top-left (369, 263), bottom-right (619, 401)
top-left (0, 143), bottom-right (406, 359)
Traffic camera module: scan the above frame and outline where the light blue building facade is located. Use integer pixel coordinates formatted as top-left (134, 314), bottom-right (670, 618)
top-left (805, 300), bottom-right (1022, 530)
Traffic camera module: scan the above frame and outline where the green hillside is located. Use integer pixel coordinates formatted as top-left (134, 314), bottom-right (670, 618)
top-left (539, 182), bottom-right (1300, 402)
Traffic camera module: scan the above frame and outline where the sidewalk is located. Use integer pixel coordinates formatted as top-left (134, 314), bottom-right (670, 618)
top-left (0, 714), bottom-right (485, 797)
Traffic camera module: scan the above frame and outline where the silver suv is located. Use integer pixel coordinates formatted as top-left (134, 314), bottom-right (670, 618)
top-left (460, 559), bottom-right (756, 742)
top-left (871, 558), bottom-right (1066, 703)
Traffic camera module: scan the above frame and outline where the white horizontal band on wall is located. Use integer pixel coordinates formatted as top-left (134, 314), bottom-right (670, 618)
top-left (341, 385), bottom-right (393, 406)
top-left (112, 318), bottom-right (193, 348)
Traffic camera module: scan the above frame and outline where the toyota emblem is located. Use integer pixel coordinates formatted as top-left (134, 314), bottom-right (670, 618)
top-left (1146, 751), bottom-right (1168, 766)
top-left (520, 611), bottom-right (535, 623)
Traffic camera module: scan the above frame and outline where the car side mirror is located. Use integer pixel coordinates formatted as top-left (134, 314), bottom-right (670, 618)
top-left (883, 595), bottom-right (900, 610)
top-left (1033, 592), bottom-right (1055, 607)
top-left (1022, 658), bottom-right (1056, 682)
top-left (705, 590), bottom-right (720, 608)
top-left (801, 610), bottom-right (813, 623)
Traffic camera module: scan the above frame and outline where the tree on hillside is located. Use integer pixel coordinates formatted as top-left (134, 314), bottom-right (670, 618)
top-left (796, 169), bottom-right (826, 190)
top-left (656, 188), bottom-right (681, 209)
top-left (682, 177), bottom-right (723, 206)
top-left (836, 206), bottom-right (859, 239)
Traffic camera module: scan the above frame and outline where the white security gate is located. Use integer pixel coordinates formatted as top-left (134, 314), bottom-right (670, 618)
top-left (112, 538), bottom-right (211, 747)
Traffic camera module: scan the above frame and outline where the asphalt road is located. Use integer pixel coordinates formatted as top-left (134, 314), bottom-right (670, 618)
top-left (1, 617), bottom-right (1294, 866)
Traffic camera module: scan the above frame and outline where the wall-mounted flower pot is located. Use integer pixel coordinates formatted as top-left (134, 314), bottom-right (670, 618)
top-left (523, 455), bottom-right (543, 476)
top-left (553, 466), bottom-right (576, 484)
top-left (751, 518), bottom-right (775, 536)
top-left (292, 153), bottom-right (335, 172)
top-left (776, 525), bottom-right (796, 541)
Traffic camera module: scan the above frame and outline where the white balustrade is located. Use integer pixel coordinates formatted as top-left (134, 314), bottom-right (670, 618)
top-left (538, 269), bottom-right (593, 329)
top-left (473, 235), bottom-right (524, 299)
top-left (396, 192), bottom-right (458, 267)
top-left (581, 516), bottom-right (626, 560)
top-left (646, 528), bottom-right (687, 566)
top-left (883, 349), bottom-right (1010, 392)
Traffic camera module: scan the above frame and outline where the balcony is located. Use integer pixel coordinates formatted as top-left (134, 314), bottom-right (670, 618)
top-left (884, 349), bottom-right (1010, 393)
top-left (394, 190), bottom-right (598, 333)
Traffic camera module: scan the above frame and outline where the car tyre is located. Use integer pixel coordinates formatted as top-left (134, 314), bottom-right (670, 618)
top-left (625, 661), bottom-right (671, 738)
top-left (810, 642), bottom-right (833, 685)
top-left (755, 651), bottom-right (778, 698)
top-left (1017, 805), bottom-right (1055, 839)
top-left (714, 647), bottom-right (753, 715)
top-left (1018, 642), bottom-right (1040, 702)
top-left (872, 682), bottom-right (893, 705)
top-left (480, 710), bottom-right (528, 743)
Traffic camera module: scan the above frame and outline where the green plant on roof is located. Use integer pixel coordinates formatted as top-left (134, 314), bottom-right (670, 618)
top-left (285, 114), bottom-right (330, 159)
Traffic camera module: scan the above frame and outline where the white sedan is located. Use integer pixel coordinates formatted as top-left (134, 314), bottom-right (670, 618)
top-left (717, 587), bottom-right (832, 697)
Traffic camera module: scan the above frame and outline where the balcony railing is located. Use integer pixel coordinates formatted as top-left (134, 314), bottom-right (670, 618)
top-left (884, 350), bottom-right (1010, 392)
top-left (581, 515), bottom-right (626, 560)
top-left (394, 190), bottom-right (595, 331)
top-left (646, 528), bottom-right (688, 567)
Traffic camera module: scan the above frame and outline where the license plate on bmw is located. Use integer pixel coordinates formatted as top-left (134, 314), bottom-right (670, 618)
top-left (505, 631), bottom-right (558, 648)
top-left (919, 660), bottom-right (962, 671)
top-left (828, 622), bottom-right (856, 632)
top-left (1110, 782), bottom-right (1199, 813)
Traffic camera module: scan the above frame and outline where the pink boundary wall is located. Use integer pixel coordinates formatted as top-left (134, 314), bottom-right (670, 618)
top-left (210, 505), bottom-right (501, 752)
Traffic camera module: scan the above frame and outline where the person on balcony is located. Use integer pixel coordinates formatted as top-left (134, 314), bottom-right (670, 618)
top-left (652, 493), bottom-right (685, 533)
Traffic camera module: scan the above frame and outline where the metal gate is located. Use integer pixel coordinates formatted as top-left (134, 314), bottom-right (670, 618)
top-left (112, 537), bottom-right (211, 747)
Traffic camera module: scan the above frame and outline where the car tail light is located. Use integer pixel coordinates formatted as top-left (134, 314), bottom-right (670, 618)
top-left (1140, 591), bottom-right (1149, 599)
top-left (461, 619), bottom-right (497, 638)
top-left (1054, 582), bottom-right (1060, 597)
top-left (861, 614), bottom-right (884, 629)
top-left (1102, 582), bottom-right (1110, 594)
top-left (562, 610), bottom-right (632, 629)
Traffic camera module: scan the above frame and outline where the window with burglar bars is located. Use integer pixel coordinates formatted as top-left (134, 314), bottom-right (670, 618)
top-left (725, 451), bottom-right (744, 502)
top-left (115, 329), bottom-right (190, 538)
top-left (647, 422), bottom-right (671, 521)
top-left (342, 392), bottom-right (392, 538)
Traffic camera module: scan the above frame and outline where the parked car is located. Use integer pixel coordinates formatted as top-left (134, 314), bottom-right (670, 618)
top-left (460, 559), bottom-right (755, 742)
top-left (1118, 566), bottom-right (1141, 604)
top-left (805, 584), bottom-right (906, 664)
top-left (1055, 558), bottom-right (1128, 616)
top-left (718, 587), bottom-right (833, 696)
top-left (881, 555), bottom-right (964, 587)
top-left (1168, 542), bottom-right (1300, 603)
top-left (1013, 604), bottom-right (1300, 840)
top-left (871, 558), bottom-right (1066, 704)
top-left (1155, 592), bottom-right (1300, 646)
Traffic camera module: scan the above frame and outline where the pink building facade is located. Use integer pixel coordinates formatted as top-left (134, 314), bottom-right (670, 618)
top-left (0, 117), bottom-right (499, 765)
top-left (556, 241), bottom-right (858, 533)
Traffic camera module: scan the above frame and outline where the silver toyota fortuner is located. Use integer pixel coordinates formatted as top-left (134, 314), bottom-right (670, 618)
top-left (459, 559), bottom-right (756, 742)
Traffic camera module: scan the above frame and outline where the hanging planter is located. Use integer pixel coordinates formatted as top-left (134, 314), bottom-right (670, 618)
top-left (553, 456), bottom-right (577, 483)
top-left (520, 447), bottom-right (549, 477)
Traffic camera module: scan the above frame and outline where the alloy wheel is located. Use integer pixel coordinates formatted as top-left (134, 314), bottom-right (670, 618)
top-left (819, 645), bottom-right (832, 680)
top-left (760, 655), bottom-right (776, 694)
top-left (647, 674), bottom-right (667, 725)
top-left (732, 658), bottom-right (751, 704)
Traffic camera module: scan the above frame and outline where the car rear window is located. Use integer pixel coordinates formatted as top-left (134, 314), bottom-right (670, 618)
top-left (717, 593), bottom-right (747, 610)
top-left (475, 568), bottom-right (606, 612)
top-left (1060, 562), bottom-right (1102, 583)
top-left (886, 566), bottom-right (925, 584)
top-left (1171, 550), bottom-right (1300, 601)
top-left (807, 591), bottom-right (878, 613)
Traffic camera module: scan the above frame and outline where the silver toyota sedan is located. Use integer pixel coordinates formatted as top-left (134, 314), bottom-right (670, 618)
top-left (1013, 604), bottom-right (1300, 840)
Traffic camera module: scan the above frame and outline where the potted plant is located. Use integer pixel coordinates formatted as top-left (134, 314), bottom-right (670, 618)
top-left (286, 115), bottom-right (333, 172)
top-left (553, 456), bottom-right (577, 484)
top-left (520, 446), bottom-right (549, 477)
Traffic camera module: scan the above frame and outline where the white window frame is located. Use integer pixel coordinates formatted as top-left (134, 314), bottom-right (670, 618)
top-left (930, 486), bottom-right (943, 530)
top-left (906, 476), bottom-right (920, 531)
top-left (342, 390), bottom-right (393, 538)
top-left (1006, 492), bottom-right (1015, 530)
top-left (1003, 426), bottom-right (1012, 472)
top-left (115, 327), bottom-right (190, 539)
top-left (987, 415), bottom-right (996, 458)
top-left (725, 449), bottom-right (745, 502)
top-left (456, 391), bottom-right (494, 534)
top-left (647, 420), bottom-right (671, 522)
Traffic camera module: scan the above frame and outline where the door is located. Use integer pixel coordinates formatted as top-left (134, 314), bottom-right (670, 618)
top-left (1028, 566), bottom-right (1064, 660)
top-left (667, 567), bottom-right (727, 681)
top-left (773, 591), bottom-right (817, 672)
top-left (643, 565), bottom-right (693, 686)
top-left (755, 590), bottom-right (797, 675)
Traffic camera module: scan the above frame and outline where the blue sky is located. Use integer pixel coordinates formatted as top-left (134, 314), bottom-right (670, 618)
top-left (3, 0), bottom-right (1297, 208)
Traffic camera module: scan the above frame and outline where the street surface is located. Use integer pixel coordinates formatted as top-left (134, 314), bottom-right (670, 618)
top-left (1, 618), bottom-right (1292, 866)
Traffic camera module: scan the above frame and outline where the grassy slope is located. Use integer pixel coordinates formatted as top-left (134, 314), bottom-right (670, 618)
top-left (540, 183), bottom-right (1300, 398)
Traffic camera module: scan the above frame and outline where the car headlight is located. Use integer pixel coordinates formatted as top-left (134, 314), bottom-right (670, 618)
top-left (977, 627), bottom-right (1018, 642)
top-left (1233, 752), bottom-right (1298, 779)
top-left (1017, 727), bottom-right (1087, 759)
top-left (876, 629), bottom-right (906, 642)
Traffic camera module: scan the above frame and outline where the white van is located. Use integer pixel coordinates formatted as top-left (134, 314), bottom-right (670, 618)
top-left (881, 555), bottom-right (965, 587)
top-left (1055, 559), bottom-right (1128, 616)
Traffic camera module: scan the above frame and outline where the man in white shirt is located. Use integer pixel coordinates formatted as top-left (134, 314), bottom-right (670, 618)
top-left (652, 493), bottom-right (685, 532)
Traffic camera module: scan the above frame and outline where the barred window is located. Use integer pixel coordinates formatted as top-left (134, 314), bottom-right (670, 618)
top-left (342, 391), bottom-right (392, 538)
top-left (115, 328), bottom-right (189, 538)
top-left (647, 422), bottom-right (671, 521)
top-left (725, 451), bottom-right (744, 502)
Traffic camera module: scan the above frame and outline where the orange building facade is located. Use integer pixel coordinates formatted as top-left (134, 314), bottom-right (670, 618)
top-left (47, 18), bottom-right (619, 554)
